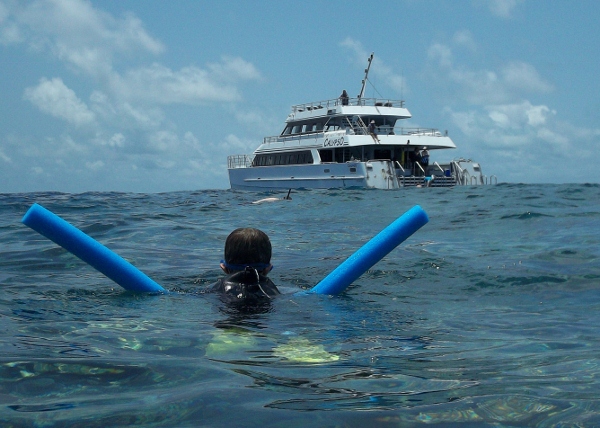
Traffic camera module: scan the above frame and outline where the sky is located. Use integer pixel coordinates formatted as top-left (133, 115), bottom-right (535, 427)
top-left (1, 0), bottom-right (599, 193)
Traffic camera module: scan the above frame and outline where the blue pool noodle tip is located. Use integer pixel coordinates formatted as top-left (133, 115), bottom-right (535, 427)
top-left (22, 203), bottom-right (165, 293)
top-left (308, 205), bottom-right (429, 296)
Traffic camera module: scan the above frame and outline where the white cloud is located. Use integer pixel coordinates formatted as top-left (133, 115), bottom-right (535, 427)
top-left (7, 1), bottom-right (262, 168)
top-left (0, 3), bottom-right (7, 22)
top-left (23, 77), bottom-right (96, 126)
top-left (446, 110), bottom-right (477, 136)
top-left (222, 133), bottom-right (255, 153)
top-left (428, 43), bottom-right (453, 68)
top-left (0, 2), bottom-right (22, 45)
top-left (485, 0), bottom-right (523, 18)
top-left (340, 37), bottom-right (365, 60)
top-left (536, 128), bottom-right (569, 149)
top-left (18, 0), bottom-right (164, 59)
top-left (428, 42), bottom-right (553, 105)
top-left (0, 148), bottom-right (11, 163)
top-left (486, 101), bottom-right (555, 129)
top-left (341, 37), bottom-right (407, 94)
top-left (502, 62), bottom-right (554, 93)
top-left (114, 62), bottom-right (246, 105)
top-left (182, 131), bottom-right (201, 151)
top-left (116, 102), bottom-right (164, 130)
top-left (0, 1), bottom-right (266, 191)
top-left (85, 160), bottom-right (104, 171)
top-left (107, 133), bottom-right (125, 148)
top-left (525, 105), bottom-right (551, 127)
top-left (446, 100), bottom-right (569, 164)
top-left (488, 110), bottom-right (510, 128)
top-left (56, 134), bottom-right (87, 154)
top-left (154, 158), bottom-right (176, 169)
top-left (92, 131), bottom-right (125, 148)
top-left (452, 30), bottom-right (477, 51)
top-left (234, 108), bottom-right (280, 136)
top-left (0, 0), bottom-right (163, 81)
top-left (452, 69), bottom-right (506, 105)
top-left (7, 0), bottom-right (262, 107)
top-left (208, 56), bottom-right (261, 81)
top-left (148, 130), bottom-right (179, 152)
top-left (55, 44), bottom-right (113, 77)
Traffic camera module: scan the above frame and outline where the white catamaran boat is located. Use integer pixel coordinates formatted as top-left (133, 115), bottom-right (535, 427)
top-left (228, 53), bottom-right (495, 190)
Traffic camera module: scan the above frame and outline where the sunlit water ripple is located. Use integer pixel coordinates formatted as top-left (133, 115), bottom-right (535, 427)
top-left (1, 183), bottom-right (600, 426)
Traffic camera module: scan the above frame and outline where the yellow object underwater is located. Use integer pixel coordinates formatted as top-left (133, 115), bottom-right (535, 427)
top-left (205, 330), bottom-right (339, 363)
top-left (273, 338), bottom-right (340, 363)
top-left (205, 330), bottom-right (258, 358)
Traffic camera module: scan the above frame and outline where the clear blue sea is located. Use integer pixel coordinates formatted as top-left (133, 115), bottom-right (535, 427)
top-left (1, 184), bottom-right (600, 427)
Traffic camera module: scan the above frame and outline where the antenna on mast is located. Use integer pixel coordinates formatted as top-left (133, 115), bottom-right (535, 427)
top-left (358, 52), bottom-right (374, 100)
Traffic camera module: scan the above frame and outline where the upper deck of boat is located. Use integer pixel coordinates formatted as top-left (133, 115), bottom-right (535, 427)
top-left (287, 96), bottom-right (411, 122)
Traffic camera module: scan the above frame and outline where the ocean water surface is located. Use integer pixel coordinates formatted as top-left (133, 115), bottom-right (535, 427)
top-left (1, 184), bottom-right (600, 426)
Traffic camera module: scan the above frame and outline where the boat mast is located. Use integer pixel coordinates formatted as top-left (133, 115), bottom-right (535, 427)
top-left (358, 52), bottom-right (374, 100)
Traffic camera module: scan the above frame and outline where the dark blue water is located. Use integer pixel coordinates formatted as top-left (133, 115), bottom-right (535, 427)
top-left (1, 184), bottom-right (600, 426)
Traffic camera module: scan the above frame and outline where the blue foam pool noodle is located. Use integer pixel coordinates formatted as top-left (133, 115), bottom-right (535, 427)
top-left (308, 205), bottom-right (428, 295)
top-left (22, 203), bottom-right (165, 293)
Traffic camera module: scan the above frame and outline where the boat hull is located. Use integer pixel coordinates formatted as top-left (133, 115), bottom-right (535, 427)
top-left (228, 161), bottom-right (401, 190)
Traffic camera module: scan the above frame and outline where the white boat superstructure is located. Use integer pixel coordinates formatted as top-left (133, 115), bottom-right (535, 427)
top-left (228, 54), bottom-right (495, 190)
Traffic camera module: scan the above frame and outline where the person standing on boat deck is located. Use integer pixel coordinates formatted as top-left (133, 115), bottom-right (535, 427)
top-left (420, 147), bottom-right (430, 172)
top-left (369, 120), bottom-right (380, 143)
top-left (408, 147), bottom-right (421, 174)
top-left (210, 228), bottom-right (279, 305)
top-left (339, 90), bottom-right (349, 106)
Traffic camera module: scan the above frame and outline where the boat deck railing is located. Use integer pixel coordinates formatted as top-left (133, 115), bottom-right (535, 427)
top-left (263, 127), bottom-right (444, 145)
top-left (228, 155), bottom-right (498, 185)
top-left (228, 154), bottom-right (254, 169)
top-left (291, 97), bottom-right (405, 113)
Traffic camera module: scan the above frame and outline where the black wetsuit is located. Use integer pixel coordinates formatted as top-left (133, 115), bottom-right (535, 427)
top-left (409, 151), bottom-right (421, 164)
top-left (210, 267), bottom-right (280, 305)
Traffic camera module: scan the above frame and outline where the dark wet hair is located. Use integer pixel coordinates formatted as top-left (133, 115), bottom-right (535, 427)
top-left (223, 228), bottom-right (271, 270)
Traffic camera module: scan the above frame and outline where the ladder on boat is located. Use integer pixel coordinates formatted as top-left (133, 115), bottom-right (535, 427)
top-left (398, 175), bottom-right (457, 187)
top-left (344, 116), bottom-right (369, 135)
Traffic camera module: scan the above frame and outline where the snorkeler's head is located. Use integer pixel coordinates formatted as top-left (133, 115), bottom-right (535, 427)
top-left (221, 228), bottom-right (272, 273)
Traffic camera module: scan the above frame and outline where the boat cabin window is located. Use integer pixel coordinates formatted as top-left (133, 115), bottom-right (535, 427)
top-left (365, 118), bottom-right (398, 135)
top-left (319, 147), bottom-right (364, 163)
top-left (335, 148), bottom-right (353, 163)
top-left (283, 121), bottom-right (328, 136)
top-left (252, 150), bottom-right (314, 167)
top-left (319, 149), bottom-right (333, 163)
top-left (374, 149), bottom-right (392, 160)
